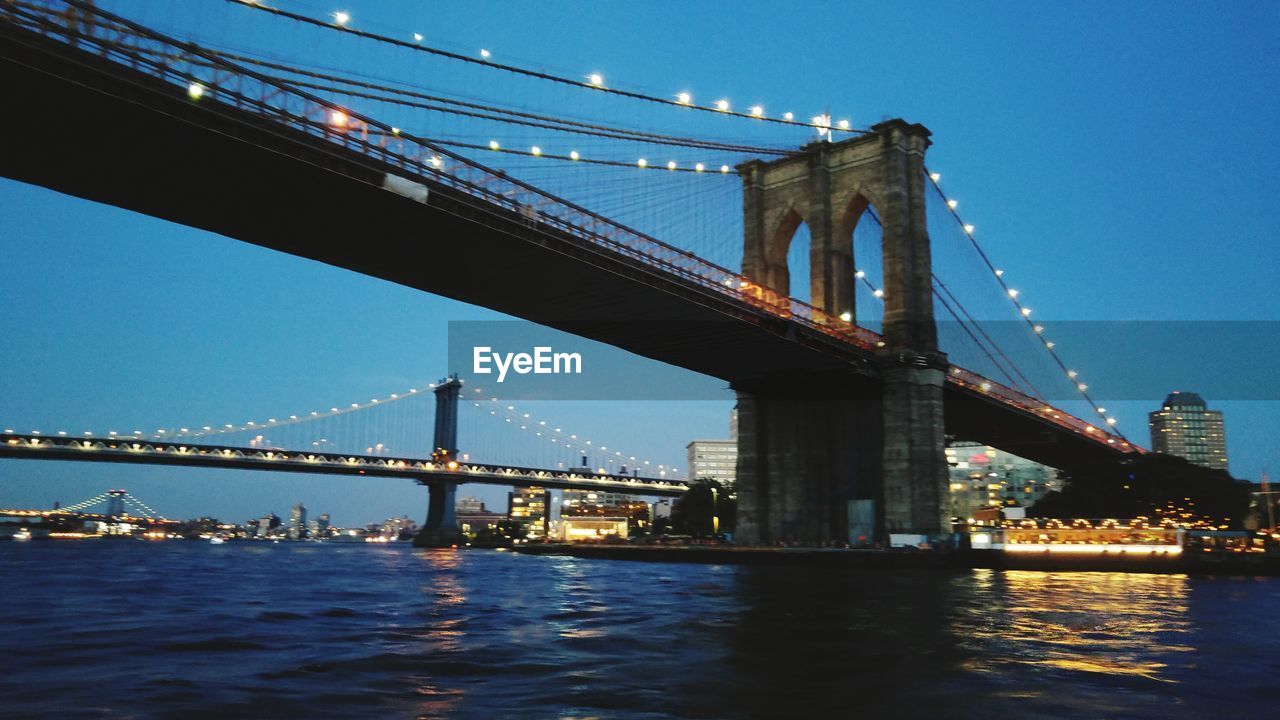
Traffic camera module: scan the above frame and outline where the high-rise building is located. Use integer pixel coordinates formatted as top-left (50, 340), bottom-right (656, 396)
top-left (257, 512), bottom-right (280, 538)
top-left (289, 503), bottom-right (307, 540)
top-left (508, 486), bottom-right (550, 537)
top-left (945, 442), bottom-right (1060, 520)
top-left (686, 408), bottom-right (738, 485)
top-left (1148, 391), bottom-right (1228, 471)
top-left (686, 440), bottom-right (736, 485)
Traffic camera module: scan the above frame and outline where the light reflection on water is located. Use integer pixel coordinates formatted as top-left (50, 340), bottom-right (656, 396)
top-left (1, 543), bottom-right (1278, 719)
top-left (960, 570), bottom-right (1194, 684)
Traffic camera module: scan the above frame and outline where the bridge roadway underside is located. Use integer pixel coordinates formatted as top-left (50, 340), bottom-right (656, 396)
top-left (0, 27), bottom-right (1131, 479)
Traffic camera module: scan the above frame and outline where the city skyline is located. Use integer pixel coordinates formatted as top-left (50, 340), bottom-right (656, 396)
top-left (1, 0), bottom-right (1277, 525)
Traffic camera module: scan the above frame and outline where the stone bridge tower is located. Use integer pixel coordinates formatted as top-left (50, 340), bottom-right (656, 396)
top-left (733, 119), bottom-right (950, 544)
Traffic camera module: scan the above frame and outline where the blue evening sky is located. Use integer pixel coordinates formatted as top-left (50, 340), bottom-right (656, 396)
top-left (1, 0), bottom-right (1277, 524)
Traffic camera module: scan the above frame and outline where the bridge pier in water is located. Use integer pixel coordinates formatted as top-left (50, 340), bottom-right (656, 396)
top-left (735, 119), bottom-right (950, 544)
top-left (413, 376), bottom-right (465, 548)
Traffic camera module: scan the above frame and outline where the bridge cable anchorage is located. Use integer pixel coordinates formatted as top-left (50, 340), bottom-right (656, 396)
top-left (924, 168), bottom-right (1129, 441)
top-left (177, 50), bottom-right (791, 157)
top-left (225, 0), bottom-right (866, 136)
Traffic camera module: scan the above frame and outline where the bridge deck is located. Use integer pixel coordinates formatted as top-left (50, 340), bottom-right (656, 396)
top-left (0, 434), bottom-right (688, 496)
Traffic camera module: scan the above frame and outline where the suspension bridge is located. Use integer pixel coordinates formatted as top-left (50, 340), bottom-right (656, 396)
top-left (2, 375), bottom-right (690, 544)
top-left (0, 0), bottom-right (1144, 545)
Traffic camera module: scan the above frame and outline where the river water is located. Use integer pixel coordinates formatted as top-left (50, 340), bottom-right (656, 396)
top-left (1, 542), bottom-right (1277, 718)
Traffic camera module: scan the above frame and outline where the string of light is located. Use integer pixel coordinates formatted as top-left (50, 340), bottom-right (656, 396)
top-left (926, 169), bottom-right (1126, 439)
top-left (465, 385), bottom-right (681, 478)
top-left (194, 49), bottom-right (791, 157)
top-left (379, 133), bottom-right (737, 174)
top-left (75, 383), bottom-right (443, 441)
top-left (227, 0), bottom-right (865, 136)
top-left (841, 219), bottom-right (1040, 396)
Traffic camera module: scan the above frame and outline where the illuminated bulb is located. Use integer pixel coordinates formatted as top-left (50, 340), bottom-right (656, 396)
top-left (837, 119), bottom-right (850, 129)
top-left (530, 146), bottom-right (541, 156)
top-left (1021, 307), bottom-right (1032, 316)
top-left (930, 172), bottom-right (941, 182)
top-left (994, 269), bottom-right (1004, 277)
top-left (587, 73), bottom-right (604, 87)
top-left (391, 127), bottom-right (400, 135)
top-left (750, 105), bottom-right (764, 117)
top-left (947, 199), bottom-right (958, 209)
top-left (963, 224), bottom-right (975, 234)
top-left (695, 163), bottom-right (704, 172)
top-left (715, 99), bottom-right (730, 111)
top-left (980, 382), bottom-right (991, 391)
top-left (480, 48), bottom-right (491, 59)
top-left (873, 289), bottom-right (884, 298)
top-left (413, 33), bottom-right (423, 42)
top-left (1078, 383), bottom-right (1089, 391)
top-left (569, 150), bottom-right (580, 160)
top-left (667, 160), bottom-right (677, 170)
top-left (1007, 288), bottom-right (1019, 298)
top-left (720, 165), bottom-right (730, 173)
top-left (855, 270), bottom-right (866, 278)
top-left (637, 158), bottom-right (647, 168)
top-left (1097, 407), bottom-right (1107, 414)
top-left (330, 110), bottom-right (348, 127)
top-left (332, 10), bottom-right (350, 26)
top-left (488, 139), bottom-right (500, 150)
top-left (1033, 325), bottom-right (1044, 333)
top-left (839, 311), bottom-right (852, 322)
top-left (429, 156), bottom-right (443, 167)
top-left (1068, 370), bottom-right (1078, 378)
top-left (187, 82), bottom-right (204, 100)
top-left (1045, 341), bottom-right (1055, 348)
top-left (672, 92), bottom-right (690, 105)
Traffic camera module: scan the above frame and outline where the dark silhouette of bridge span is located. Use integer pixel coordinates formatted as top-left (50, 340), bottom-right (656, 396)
top-left (0, 0), bottom-right (1141, 545)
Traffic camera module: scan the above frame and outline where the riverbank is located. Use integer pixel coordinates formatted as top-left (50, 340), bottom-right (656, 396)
top-left (512, 543), bottom-right (1280, 576)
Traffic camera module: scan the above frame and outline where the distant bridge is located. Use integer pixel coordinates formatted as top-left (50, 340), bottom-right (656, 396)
top-left (0, 431), bottom-right (687, 497)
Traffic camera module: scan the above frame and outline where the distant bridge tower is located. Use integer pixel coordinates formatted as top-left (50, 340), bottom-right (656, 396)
top-left (413, 375), bottom-right (465, 547)
top-left (734, 119), bottom-right (949, 544)
top-left (105, 489), bottom-right (126, 518)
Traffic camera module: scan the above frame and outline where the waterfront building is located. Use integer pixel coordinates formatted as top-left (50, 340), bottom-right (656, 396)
top-left (289, 502), bottom-right (307, 540)
top-left (457, 510), bottom-right (504, 535)
top-left (946, 442), bottom-right (1060, 520)
top-left (379, 515), bottom-right (417, 541)
top-left (508, 486), bottom-right (550, 538)
top-left (559, 516), bottom-right (629, 541)
top-left (308, 512), bottom-right (331, 539)
top-left (255, 512), bottom-right (280, 538)
top-left (1148, 391), bottom-right (1229, 471)
top-left (455, 497), bottom-right (502, 535)
top-left (562, 489), bottom-right (650, 532)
